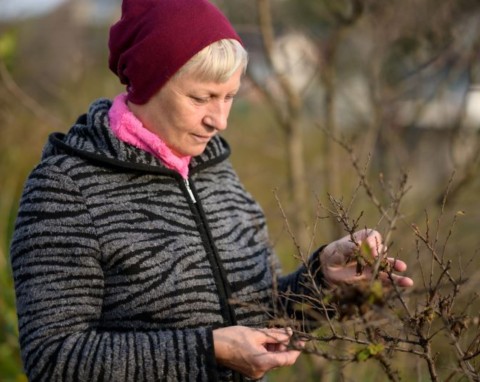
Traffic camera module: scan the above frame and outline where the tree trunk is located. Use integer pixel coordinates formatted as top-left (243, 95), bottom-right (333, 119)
top-left (286, 115), bottom-right (310, 252)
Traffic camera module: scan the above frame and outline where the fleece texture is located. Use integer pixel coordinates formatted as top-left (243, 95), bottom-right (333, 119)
top-left (108, 92), bottom-right (191, 179)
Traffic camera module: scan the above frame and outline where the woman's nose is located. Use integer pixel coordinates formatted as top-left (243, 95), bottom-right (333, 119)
top-left (204, 101), bottom-right (229, 131)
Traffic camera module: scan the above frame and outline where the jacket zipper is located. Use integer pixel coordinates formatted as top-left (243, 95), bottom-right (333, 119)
top-left (183, 178), bottom-right (237, 325)
top-left (184, 179), bottom-right (197, 203)
top-left (184, 178), bottom-right (243, 382)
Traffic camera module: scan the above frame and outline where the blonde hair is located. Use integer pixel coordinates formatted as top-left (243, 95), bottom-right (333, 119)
top-left (175, 39), bottom-right (248, 82)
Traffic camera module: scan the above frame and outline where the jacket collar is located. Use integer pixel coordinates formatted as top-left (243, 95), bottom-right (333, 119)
top-left (43, 98), bottom-right (231, 177)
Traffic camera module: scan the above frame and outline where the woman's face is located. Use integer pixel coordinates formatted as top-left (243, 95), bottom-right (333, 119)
top-left (130, 67), bottom-right (243, 157)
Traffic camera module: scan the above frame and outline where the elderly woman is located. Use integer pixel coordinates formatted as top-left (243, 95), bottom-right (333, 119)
top-left (10, 0), bottom-right (413, 381)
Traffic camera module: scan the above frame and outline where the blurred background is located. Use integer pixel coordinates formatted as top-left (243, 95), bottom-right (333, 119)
top-left (1, 0), bottom-right (479, 381)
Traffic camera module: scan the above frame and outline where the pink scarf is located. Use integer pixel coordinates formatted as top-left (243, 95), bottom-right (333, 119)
top-left (108, 93), bottom-right (191, 179)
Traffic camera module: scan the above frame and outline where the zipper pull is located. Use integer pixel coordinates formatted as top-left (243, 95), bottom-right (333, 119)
top-left (184, 179), bottom-right (197, 203)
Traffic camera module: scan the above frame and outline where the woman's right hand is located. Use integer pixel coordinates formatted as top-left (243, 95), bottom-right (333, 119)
top-left (212, 325), bottom-right (302, 379)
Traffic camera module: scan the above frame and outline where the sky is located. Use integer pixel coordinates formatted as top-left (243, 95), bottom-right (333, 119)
top-left (0, 0), bottom-right (67, 20)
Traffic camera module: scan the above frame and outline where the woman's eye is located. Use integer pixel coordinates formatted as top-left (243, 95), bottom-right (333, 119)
top-left (191, 96), bottom-right (209, 104)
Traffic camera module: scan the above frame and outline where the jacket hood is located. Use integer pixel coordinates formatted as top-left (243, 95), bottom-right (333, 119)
top-left (43, 98), bottom-right (231, 177)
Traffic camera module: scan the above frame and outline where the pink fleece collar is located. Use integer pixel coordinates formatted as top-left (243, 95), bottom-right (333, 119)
top-left (108, 93), bottom-right (191, 179)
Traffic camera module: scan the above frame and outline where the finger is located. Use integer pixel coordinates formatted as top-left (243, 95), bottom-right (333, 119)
top-left (387, 257), bottom-right (407, 272)
top-left (265, 329), bottom-right (307, 352)
top-left (376, 270), bottom-right (414, 287)
top-left (387, 274), bottom-right (414, 287)
top-left (292, 339), bottom-right (306, 350)
top-left (353, 228), bottom-right (378, 244)
top-left (278, 349), bottom-right (302, 366)
top-left (337, 264), bottom-right (414, 288)
top-left (395, 276), bottom-right (414, 287)
top-left (357, 257), bottom-right (413, 284)
top-left (363, 232), bottom-right (385, 258)
top-left (264, 349), bottom-right (302, 368)
top-left (260, 327), bottom-right (292, 345)
top-left (345, 230), bottom-right (385, 260)
top-left (353, 272), bottom-right (414, 288)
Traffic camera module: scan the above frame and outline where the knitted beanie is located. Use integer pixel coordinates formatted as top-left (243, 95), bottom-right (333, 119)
top-left (108, 0), bottom-right (242, 105)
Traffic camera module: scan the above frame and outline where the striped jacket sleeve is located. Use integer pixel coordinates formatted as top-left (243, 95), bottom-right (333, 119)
top-left (276, 245), bottom-right (333, 328)
top-left (10, 162), bottom-right (217, 382)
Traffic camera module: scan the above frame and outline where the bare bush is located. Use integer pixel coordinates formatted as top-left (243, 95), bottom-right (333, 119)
top-left (271, 138), bottom-right (480, 381)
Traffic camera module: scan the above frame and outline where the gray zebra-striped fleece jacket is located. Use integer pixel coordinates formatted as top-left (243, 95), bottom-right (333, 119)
top-left (10, 99), bottom-right (325, 382)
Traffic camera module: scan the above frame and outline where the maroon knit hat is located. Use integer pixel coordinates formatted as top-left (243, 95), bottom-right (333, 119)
top-left (108, 0), bottom-right (242, 105)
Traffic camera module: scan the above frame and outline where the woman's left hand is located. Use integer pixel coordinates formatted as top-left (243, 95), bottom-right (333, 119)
top-left (320, 229), bottom-right (414, 288)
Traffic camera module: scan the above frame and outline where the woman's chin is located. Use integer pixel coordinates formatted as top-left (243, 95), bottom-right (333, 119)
top-left (172, 143), bottom-right (208, 158)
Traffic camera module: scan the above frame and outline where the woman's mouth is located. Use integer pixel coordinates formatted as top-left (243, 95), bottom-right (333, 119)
top-left (191, 133), bottom-right (213, 143)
